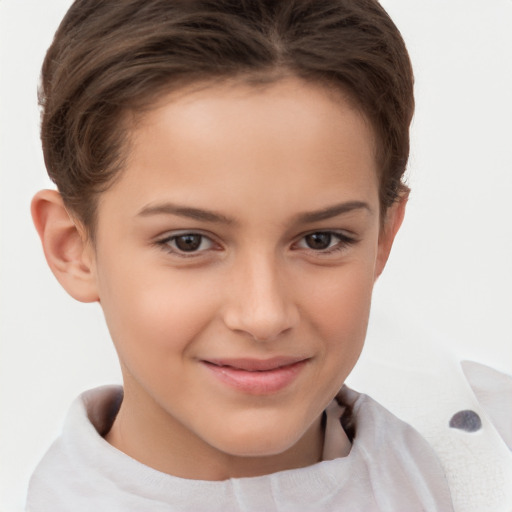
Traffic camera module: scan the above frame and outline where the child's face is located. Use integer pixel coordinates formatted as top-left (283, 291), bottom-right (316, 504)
top-left (85, 77), bottom-right (400, 477)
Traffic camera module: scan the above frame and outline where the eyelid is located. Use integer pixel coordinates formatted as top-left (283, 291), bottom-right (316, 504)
top-left (292, 229), bottom-right (358, 254)
top-left (155, 230), bottom-right (220, 257)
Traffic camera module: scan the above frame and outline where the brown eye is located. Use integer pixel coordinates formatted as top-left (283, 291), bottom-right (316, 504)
top-left (304, 232), bottom-right (332, 250)
top-left (174, 234), bottom-right (203, 252)
top-left (294, 231), bottom-right (356, 255)
top-left (157, 232), bottom-right (216, 257)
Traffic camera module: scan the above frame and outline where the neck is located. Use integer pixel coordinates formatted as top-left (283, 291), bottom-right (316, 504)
top-left (105, 381), bottom-right (325, 480)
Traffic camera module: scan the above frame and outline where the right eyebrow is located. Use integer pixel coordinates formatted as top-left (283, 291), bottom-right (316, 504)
top-left (136, 202), bottom-right (235, 225)
top-left (294, 201), bottom-right (373, 224)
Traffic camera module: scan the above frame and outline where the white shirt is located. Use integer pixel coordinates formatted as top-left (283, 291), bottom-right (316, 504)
top-left (26, 386), bottom-right (454, 511)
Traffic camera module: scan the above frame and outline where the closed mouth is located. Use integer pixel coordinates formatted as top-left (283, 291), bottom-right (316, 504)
top-left (201, 357), bottom-right (310, 394)
top-left (202, 356), bottom-right (309, 372)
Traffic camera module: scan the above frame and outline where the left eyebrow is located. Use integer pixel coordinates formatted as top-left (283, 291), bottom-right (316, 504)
top-left (136, 202), bottom-right (235, 225)
top-left (295, 201), bottom-right (373, 224)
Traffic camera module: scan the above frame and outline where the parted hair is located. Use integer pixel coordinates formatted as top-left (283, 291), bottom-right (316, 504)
top-left (39, 0), bottom-right (414, 234)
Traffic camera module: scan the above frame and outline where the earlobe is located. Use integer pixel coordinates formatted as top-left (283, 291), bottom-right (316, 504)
top-left (374, 193), bottom-right (408, 280)
top-left (31, 189), bottom-right (99, 303)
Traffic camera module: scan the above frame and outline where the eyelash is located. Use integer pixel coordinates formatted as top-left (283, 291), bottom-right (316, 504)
top-left (155, 230), bottom-right (357, 258)
top-left (293, 231), bottom-right (357, 255)
top-left (155, 231), bottom-right (218, 257)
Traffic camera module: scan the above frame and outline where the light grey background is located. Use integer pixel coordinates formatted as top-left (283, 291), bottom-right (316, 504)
top-left (1, 1), bottom-right (511, 510)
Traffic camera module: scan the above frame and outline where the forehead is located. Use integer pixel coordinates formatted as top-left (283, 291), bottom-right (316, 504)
top-left (97, 78), bottom-right (379, 225)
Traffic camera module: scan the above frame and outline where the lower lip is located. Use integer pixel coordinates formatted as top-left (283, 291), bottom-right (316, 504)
top-left (202, 360), bottom-right (308, 395)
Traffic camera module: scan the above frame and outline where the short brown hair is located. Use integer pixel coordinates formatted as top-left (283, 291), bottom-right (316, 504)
top-left (39, 0), bottom-right (414, 234)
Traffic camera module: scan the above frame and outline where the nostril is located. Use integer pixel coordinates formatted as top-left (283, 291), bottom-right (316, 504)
top-left (223, 300), bottom-right (298, 342)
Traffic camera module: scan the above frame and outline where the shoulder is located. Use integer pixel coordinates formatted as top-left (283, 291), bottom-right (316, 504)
top-left (348, 360), bottom-right (512, 512)
top-left (26, 386), bottom-right (125, 512)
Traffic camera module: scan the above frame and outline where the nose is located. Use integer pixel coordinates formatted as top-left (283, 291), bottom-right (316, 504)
top-left (222, 253), bottom-right (299, 342)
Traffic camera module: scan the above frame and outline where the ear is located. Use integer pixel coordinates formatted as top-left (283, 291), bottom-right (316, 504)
top-left (31, 189), bottom-right (99, 303)
top-left (374, 193), bottom-right (408, 280)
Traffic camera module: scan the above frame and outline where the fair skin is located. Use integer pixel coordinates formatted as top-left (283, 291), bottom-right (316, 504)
top-left (32, 77), bottom-right (405, 481)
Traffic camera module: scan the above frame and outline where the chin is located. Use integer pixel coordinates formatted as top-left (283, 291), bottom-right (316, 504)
top-left (206, 416), bottom-right (315, 459)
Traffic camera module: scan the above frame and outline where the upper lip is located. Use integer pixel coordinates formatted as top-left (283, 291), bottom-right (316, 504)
top-left (202, 356), bottom-right (309, 372)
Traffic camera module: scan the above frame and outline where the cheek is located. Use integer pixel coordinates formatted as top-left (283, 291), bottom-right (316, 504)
top-left (97, 259), bottom-right (218, 362)
top-left (306, 263), bottom-right (375, 356)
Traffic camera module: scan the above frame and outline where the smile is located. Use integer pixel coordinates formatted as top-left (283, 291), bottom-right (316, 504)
top-left (201, 357), bottom-right (310, 395)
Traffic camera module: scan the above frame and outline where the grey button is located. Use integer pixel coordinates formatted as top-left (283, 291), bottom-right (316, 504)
top-left (449, 410), bottom-right (482, 432)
